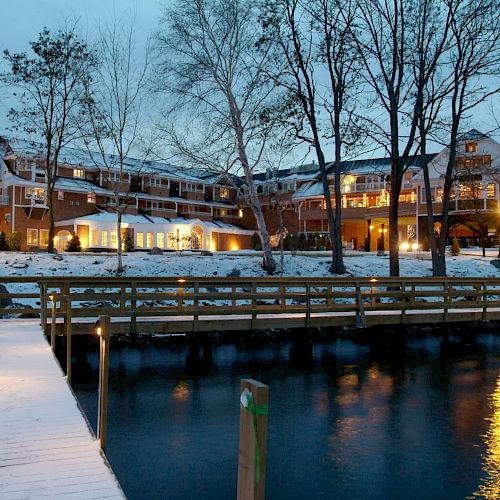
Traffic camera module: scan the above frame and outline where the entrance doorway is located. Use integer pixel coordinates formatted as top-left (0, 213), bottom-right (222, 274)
top-left (191, 225), bottom-right (204, 250)
top-left (55, 230), bottom-right (70, 252)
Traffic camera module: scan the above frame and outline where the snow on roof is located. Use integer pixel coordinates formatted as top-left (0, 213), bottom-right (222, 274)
top-left (54, 177), bottom-right (111, 195)
top-left (292, 181), bottom-right (324, 200)
top-left (458, 129), bottom-right (488, 141)
top-left (1, 137), bottom-right (211, 182)
top-left (55, 212), bottom-right (253, 234)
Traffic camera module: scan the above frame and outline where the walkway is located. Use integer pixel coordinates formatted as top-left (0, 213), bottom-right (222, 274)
top-left (0, 320), bottom-right (124, 500)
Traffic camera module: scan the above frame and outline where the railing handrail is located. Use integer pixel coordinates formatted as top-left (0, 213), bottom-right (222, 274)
top-left (1, 276), bottom-right (500, 284)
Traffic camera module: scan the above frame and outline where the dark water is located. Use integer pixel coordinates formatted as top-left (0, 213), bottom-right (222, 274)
top-left (70, 328), bottom-right (500, 500)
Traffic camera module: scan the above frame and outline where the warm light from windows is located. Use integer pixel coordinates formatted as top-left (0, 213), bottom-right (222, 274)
top-left (73, 168), bottom-right (85, 178)
top-left (27, 228), bottom-right (38, 245)
top-left (157, 233), bottom-right (165, 248)
top-left (465, 142), bottom-right (477, 153)
top-left (136, 232), bottom-right (144, 248)
top-left (39, 229), bottom-right (49, 246)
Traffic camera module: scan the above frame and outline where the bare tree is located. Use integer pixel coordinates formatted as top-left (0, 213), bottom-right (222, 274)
top-left (260, 0), bottom-right (360, 274)
top-left (424, 0), bottom-right (500, 276)
top-left (154, 0), bottom-right (277, 274)
top-left (351, 0), bottom-right (423, 276)
top-left (81, 16), bottom-right (151, 273)
top-left (3, 26), bottom-right (93, 252)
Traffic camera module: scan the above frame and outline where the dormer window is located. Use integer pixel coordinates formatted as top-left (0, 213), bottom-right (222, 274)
top-left (219, 187), bottom-right (229, 200)
top-left (73, 168), bottom-right (85, 178)
top-left (465, 143), bottom-right (477, 153)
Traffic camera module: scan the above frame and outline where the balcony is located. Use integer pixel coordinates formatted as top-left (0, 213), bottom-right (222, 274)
top-left (331, 181), bottom-right (412, 194)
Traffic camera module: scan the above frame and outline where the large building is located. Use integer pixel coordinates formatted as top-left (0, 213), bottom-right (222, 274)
top-left (254, 130), bottom-right (500, 250)
top-left (0, 138), bottom-right (253, 252)
top-left (1, 130), bottom-right (499, 252)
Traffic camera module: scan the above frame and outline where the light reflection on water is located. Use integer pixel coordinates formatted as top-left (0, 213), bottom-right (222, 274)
top-left (473, 375), bottom-right (500, 499)
top-left (71, 331), bottom-right (500, 500)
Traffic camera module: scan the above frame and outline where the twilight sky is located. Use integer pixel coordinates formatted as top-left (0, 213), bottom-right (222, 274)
top-left (0, 0), bottom-right (498, 166)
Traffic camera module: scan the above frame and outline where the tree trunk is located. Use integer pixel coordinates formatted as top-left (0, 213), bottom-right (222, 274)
top-left (116, 211), bottom-right (123, 273)
top-left (388, 185), bottom-right (400, 276)
top-left (332, 120), bottom-right (346, 274)
top-left (420, 123), bottom-right (440, 276)
top-left (436, 120), bottom-right (461, 277)
top-left (227, 93), bottom-right (275, 274)
top-left (47, 184), bottom-right (55, 253)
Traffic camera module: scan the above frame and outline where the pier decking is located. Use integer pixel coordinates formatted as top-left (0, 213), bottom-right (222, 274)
top-left (0, 320), bottom-right (124, 500)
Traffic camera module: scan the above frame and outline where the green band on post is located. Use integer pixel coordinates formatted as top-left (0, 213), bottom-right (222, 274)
top-left (241, 391), bottom-right (268, 484)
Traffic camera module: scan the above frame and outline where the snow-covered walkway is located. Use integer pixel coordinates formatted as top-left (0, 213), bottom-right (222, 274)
top-left (0, 320), bottom-right (124, 500)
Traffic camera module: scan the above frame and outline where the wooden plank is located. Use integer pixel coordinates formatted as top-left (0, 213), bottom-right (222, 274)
top-left (0, 321), bottom-right (124, 499)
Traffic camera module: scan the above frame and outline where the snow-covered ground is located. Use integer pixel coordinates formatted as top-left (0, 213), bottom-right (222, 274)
top-left (0, 248), bottom-right (499, 279)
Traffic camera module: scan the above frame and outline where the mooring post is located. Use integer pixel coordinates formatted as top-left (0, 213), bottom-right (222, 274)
top-left (237, 379), bottom-right (269, 500)
top-left (97, 315), bottom-right (111, 451)
top-left (40, 283), bottom-right (47, 333)
top-left (50, 292), bottom-right (57, 350)
top-left (65, 293), bottom-right (72, 383)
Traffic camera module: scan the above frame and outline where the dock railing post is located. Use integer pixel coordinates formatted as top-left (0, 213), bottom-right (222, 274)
top-left (237, 379), bottom-right (269, 500)
top-left (97, 315), bottom-right (111, 451)
top-left (65, 290), bottom-right (72, 384)
top-left (40, 283), bottom-right (47, 333)
top-left (50, 292), bottom-right (57, 350)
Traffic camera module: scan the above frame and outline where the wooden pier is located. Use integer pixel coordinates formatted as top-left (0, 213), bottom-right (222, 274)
top-left (0, 320), bottom-right (124, 499)
top-left (1, 276), bottom-right (500, 336)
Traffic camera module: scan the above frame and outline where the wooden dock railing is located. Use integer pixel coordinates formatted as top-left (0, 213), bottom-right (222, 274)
top-left (1, 276), bottom-right (500, 334)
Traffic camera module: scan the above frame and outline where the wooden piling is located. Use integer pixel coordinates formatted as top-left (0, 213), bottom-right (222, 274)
top-left (50, 292), bottom-right (57, 350)
top-left (97, 315), bottom-right (111, 451)
top-left (237, 379), bottom-right (269, 500)
top-left (40, 284), bottom-right (47, 334)
top-left (65, 294), bottom-right (72, 383)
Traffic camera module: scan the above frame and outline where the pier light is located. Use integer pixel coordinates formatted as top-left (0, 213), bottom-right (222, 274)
top-left (370, 278), bottom-right (378, 283)
top-left (178, 278), bottom-right (186, 283)
top-left (95, 319), bottom-right (102, 337)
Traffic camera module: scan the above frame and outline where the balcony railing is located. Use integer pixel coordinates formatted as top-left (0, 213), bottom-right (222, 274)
top-left (330, 181), bottom-right (412, 194)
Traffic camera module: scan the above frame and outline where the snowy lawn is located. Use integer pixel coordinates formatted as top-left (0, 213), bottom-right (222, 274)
top-left (0, 248), bottom-right (499, 279)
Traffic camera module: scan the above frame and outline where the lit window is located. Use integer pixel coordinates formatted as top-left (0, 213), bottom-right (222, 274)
top-left (167, 232), bottom-right (176, 249)
top-left (102, 231), bottom-right (108, 247)
top-left (27, 229), bottom-right (38, 245)
top-left (73, 168), bottom-right (85, 178)
top-left (157, 233), bottom-right (165, 248)
top-left (87, 192), bottom-right (96, 203)
top-left (238, 209), bottom-right (243, 218)
top-left (219, 187), bottom-right (229, 200)
top-left (91, 230), bottom-right (99, 246)
top-left (58, 191), bottom-right (64, 200)
top-left (136, 232), bottom-right (144, 248)
top-left (39, 229), bottom-right (49, 246)
top-left (487, 183), bottom-right (496, 198)
top-left (146, 232), bottom-right (153, 248)
top-left (465, 143), bottom-right (477, 153)
top-left (220, 209), bottom-right (226, 217)
top-left (110, 231), bottom-right (117, 248)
